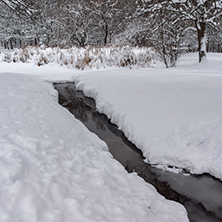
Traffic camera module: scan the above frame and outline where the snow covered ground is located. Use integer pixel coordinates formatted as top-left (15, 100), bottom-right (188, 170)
top-left (0, 73), bottom-right (188, 222)
top-left (0, 51), bottom-right (221, 221)
top-left (74, 53), bottom-right (222, 180)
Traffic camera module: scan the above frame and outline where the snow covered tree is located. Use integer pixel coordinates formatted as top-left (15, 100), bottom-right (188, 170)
top-left (131, 1), bottom-right (184, 67)
top-left (0, 0), bottom-right (39, 49)
top-left (206, 16), bottom-right (222, 52)
top-left (51, 1), bottom-right (90, 47)
top-left (1, 0), bottom-right (221, 57)
top-left (84, 0), bottom-right (131, 45)
top-left (174, 0), bottom-right (222, 62)
top-left (135, 0), bottom-right (222, 63)
top-left (0, 0), bottom-right (34, 21)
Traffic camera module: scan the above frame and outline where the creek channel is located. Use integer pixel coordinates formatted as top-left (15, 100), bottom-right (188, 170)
top-left (54, 83), bottom-right (222, 222)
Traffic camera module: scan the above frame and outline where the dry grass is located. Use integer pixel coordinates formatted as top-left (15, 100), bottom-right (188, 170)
top-left (0, 45), bottom-right (159, 69)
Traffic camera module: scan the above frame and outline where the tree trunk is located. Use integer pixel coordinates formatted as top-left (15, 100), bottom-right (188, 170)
top-left (10, 39), bottom-right (13, 50)
top-left (104, 23), bottom-right (108, 45)
top-left (34, 37), bottom-right (38, 46)
top-left (195, 20), bottom-right (206, 63)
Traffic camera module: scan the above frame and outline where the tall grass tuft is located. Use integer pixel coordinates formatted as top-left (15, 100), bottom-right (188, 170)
top-left (0, 45), bottom-right (159, 69)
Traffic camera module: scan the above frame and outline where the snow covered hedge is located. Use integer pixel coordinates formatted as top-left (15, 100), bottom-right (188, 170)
top-left (0, 45), bottom-right (159, 69)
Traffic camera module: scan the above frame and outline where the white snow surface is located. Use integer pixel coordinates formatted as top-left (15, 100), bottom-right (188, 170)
top-left (74, 53), bottom-right (222, 180)
top-left (0, 73), bottom-right (188, 221)
top-left (1, 51), bottom-right (222, 221)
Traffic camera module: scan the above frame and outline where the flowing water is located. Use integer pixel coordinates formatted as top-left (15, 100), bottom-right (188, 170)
top-left (54, 83), bottom-right (222, 222)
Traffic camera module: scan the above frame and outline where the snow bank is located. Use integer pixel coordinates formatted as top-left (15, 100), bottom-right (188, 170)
top-left (0, 73), bottom-right (188, 222)
top-left (0, 45), bottom-right (159, 69)
top-left (74, 53), bottom-right (222, 180)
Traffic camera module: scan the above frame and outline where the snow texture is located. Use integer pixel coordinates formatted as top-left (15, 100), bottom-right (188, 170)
top-left (74, 53), bottom-right (222, 180)
top-left (0, 73), bottom-right (189, 221)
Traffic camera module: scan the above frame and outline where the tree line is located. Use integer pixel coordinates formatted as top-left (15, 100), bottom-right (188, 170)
top-left (0, 0), bottom-right (222, 67)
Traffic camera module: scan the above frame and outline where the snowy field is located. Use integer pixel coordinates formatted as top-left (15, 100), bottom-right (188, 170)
top-left (0, 51), bottom-right (222, 221)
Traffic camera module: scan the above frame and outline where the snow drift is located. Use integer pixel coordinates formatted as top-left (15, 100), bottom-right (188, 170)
top-left (74, 53), bottom-right (222, 180)
top-left (0, 73), bottom-right (188, 222)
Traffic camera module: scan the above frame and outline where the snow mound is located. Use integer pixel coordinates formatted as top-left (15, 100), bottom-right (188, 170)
top-left (74, 54), bottom-right (222, 180)
top-left (0, 73), bottom-right (188, 222)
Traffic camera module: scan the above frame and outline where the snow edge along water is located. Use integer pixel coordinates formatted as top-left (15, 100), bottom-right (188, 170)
top-left (0, 72), bottom-right (189, 222)
top-left (73, 55), bottom-right (222, 181)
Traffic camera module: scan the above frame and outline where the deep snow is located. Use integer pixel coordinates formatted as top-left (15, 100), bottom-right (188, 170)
top-left (74, 53), bottom-right (222, 180)
top-left (0, 51), bottom-right (222, 221)
top-left (0, 73), bottom-right (188, 222)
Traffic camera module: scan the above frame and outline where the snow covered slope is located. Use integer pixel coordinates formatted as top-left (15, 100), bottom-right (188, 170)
top-left (74, 53), bottom-right (222, 180)
top-left (0, 73), bottom-right (188, 221)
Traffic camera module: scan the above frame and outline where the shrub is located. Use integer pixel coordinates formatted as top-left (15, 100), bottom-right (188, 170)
top-left (0, 45), bottom-right (159, 69)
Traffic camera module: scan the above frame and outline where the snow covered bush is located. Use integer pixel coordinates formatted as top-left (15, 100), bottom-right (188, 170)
top-left (0, 45), bottom-right (159, 69)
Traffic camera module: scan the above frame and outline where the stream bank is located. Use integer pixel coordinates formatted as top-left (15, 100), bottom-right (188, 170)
top-left (55, 83), bottom-right (222, 222)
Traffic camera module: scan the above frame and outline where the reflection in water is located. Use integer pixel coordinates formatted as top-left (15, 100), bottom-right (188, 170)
top-left (55, 83), bottom-right (222, 222)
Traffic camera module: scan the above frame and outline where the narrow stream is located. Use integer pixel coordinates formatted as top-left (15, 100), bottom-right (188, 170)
top-left (54, 83), bottom-right (222, 222)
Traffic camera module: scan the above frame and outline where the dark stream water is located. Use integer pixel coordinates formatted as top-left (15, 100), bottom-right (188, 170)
top-left (54, 83), bottom-right (222, 222)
